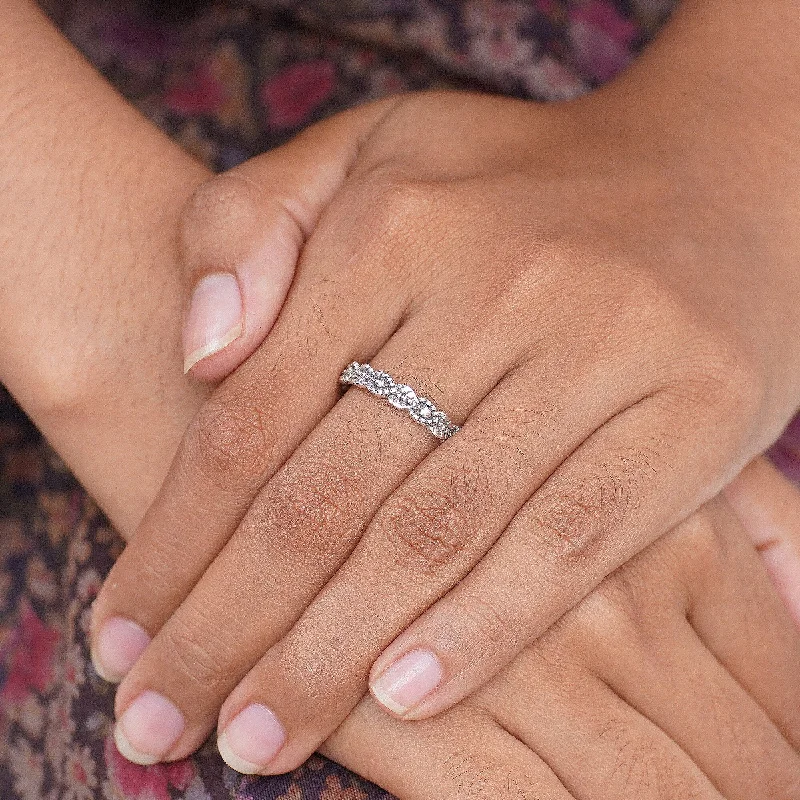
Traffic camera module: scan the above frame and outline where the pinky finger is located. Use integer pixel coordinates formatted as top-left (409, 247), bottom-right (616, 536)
top-left (369, 396), bottom-right (725, 721)
top-left (724, 456), bottom-right (800, 629)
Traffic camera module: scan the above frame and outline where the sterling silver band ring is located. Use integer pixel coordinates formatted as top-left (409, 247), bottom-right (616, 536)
top-left (340, 362), bottom-right (460, 440)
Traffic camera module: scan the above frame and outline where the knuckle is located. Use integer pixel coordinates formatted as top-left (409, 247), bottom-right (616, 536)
top-left (531, 456), bottom-right (645, 558)
top-left (688, 357), bottom-right (763, 417)
top-left (558, 580), bottom-right (642, 652)
top-left (280, 477), bottom-right (345, 532)
top-left (158, 611), bottom-right (233, 694)
top-left (659, 506), bottom-right (730, 597)
top-left (547, 253), bottom-right (673, 347)
top-left (189, 396), bottom-right (274, 488)
top-left (672, 506), bottom-right (726, 562)
top-left (668, 329), bottom-right (767, 430)
top-left (265, 458), bottom-right (360, 559)
top-left (376, 489), bottom-right (473, 575)
top-left (558, 533), bottom-right (692, 650)
top-left (342, 171), bottom-right (442, 267)
top-left (597, 718), bottom-right (710, 800)
top-left (708, 351), bottom-right (767, 421)
top-left (179, 174), bottom-right (263, 268)
top-left (235, 445), bottom-right (372, 571)
top-left (363, 170), bottom-right (439, 223)
top-left (606, 273), bottom-right (767, 424)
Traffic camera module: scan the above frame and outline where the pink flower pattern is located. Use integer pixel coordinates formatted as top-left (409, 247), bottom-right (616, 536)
top-left (104, 736), bottom-right (196, 800)
top-left (0, 602), bottom-right (60, 707)
top-left (262, 61), bottom-right (337, 129)
top-left (568, 1), bottom-right (638, 81)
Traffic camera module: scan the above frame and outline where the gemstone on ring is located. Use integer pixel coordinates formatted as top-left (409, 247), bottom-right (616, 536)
top-left (340, 362), bottom-right (460, 440)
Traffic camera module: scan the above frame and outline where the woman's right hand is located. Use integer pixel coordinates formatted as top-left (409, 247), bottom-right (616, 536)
top-left (318, 456), bottom-right (800, 798)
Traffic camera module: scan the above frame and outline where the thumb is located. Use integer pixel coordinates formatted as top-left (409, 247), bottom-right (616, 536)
top-left (725, 456), bottom-right (800, 630)
top-left (179, 98), bottom-right (398, 381)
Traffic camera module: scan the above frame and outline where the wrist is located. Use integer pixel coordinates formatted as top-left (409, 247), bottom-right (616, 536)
top-left (0, 0), bottom-right (212, 534)
top-left (30, 154), bottom-right (212, 536)
top-left (544, 0), bottom-right (800, 414)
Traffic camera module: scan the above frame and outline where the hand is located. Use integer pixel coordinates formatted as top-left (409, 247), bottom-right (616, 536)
top-left (326, 458), bottom-right (800, 800)
top-left (91, 81), bottom-right (800, 773)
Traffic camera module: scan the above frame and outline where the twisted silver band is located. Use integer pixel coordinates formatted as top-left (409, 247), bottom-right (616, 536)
top-left (340, 362), bottom-right (460, 440)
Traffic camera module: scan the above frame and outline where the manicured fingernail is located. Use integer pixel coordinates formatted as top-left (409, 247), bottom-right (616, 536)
top-left (217, 704), bottom-right (286, 774)
top-left (370, 649), bottom-right (443, 716)
top-left (91, 617), bottom-right (151, 683)
top-left (183, 272), bottom-right (243, 373)
top-left (114, 691), bottom-right (185, 765)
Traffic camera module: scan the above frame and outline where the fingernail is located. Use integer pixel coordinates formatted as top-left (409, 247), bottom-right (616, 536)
top-left (114, 691), bottom-right (185, 765)
top-left (370, 649), bottom-right (443, 716)
top-left (91, 617), bottom-right (151, 683)
top-left (217, 704), bottom-right (286, 774)
top-left (183, 272), bottom-right (243, 373)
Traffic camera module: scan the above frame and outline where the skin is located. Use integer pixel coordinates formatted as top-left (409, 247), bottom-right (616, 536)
top-left (0, 1), bottom-right (798, 796)
top-left (92, 0), bottom-right (800, 775)
top-left (328, 462), bottom-right (800, 799)
top-left (0, 0), bottom-right (210, 530)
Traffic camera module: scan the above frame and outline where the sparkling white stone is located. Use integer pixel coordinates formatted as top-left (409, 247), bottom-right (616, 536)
top-left (340, 362), bottom-right (460, 440)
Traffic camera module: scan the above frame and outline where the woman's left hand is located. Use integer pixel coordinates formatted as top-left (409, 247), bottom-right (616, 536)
top-left (92, 86), bottom-right (800, 772)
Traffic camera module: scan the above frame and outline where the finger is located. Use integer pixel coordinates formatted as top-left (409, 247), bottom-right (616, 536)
top-left (108, 313), bottom-right (517, 765)
top-left (90, 235), bottom-right (407, 684)
top-left (205, 335), bottom-right (652, 773)
top-left (321, 696), bottom-right (576, 800)
top-left (579, 607), bottom-right (800, 798)
top-left (480, 652), bottom-right (723, 800)
top-left (724, 456), bottom-right (800, 628)
top-left (211, 356), bottom-right (743, 771)
top-left (180, 98), bottom-right (399, 381)
top-left (549, 508), bottom-right (800, 797)
top-left (687, 489), bottom-right (800, 749)
top-left (368, 389), bottom-right (737, 720)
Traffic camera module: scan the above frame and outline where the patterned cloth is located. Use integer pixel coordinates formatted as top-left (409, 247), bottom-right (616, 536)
top-left (4, 1), bottom-right (796, 798)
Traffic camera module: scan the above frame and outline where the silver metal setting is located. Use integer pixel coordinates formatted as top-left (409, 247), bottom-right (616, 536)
top-left (340, 362), bottom-right (460, 440)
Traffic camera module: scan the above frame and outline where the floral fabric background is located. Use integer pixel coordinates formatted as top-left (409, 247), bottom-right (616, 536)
top-left (7, 1), bottom-right (797, 799)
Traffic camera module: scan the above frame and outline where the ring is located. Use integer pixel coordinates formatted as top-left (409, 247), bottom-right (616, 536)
top-left (340, 362), bottom-right (460, 440)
